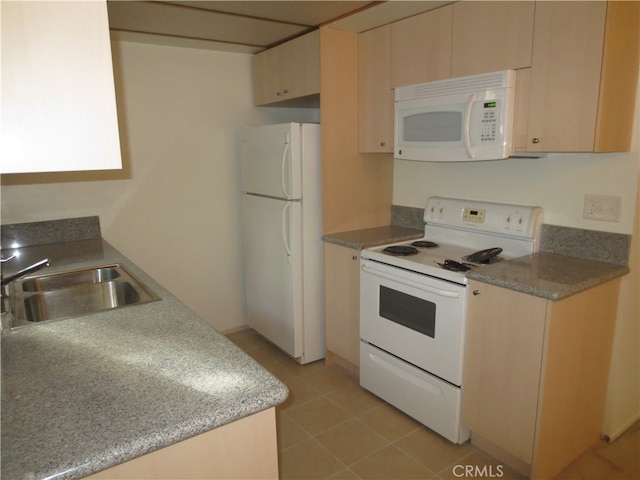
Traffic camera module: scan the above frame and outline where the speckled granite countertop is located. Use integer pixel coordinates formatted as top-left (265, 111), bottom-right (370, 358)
top-left (321, 224), bottom-right (628, 301)
top-left (466, 251), bottom-right (629, 300)
top-left (1, 239), bottom-right (288, 480)
top-left (321, 225), bottom-right (423, 250)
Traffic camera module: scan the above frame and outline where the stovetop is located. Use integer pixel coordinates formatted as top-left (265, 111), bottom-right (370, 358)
top-left (361, 197), bottom-right (544, 285)
top-left (361, 238), bottom-right (499, 284)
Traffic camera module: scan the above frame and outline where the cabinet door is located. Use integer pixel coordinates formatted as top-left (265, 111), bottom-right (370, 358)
top-left (252, 47), bottom-right (280, 106)
top-left (1, 1), bottom-right (122, 173)
top-left (323, 243), bottom-right (360, 367)
top-left (462, 281), bottom-right (547, 464)
top-left (285, 30), bottom-right (320, 99)
top-left (451, 1), bottom-right (535, 77)
top-left (390, 5), bottom-right (452, 88)
top-left (358, 25), bottom-right (393, 153)
top-left (525, 1), bottom-right (607, 152)
top-left (252, 30), bottom-right (320, 106)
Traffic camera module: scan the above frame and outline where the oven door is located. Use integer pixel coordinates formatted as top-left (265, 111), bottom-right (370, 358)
top-left (360, 258), bottom-right (467, 386)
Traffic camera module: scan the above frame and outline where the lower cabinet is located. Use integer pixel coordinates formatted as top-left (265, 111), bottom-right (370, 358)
top-left (323, 243), bottom-right (361, 374)
top-left (85, 408), bottom-right (278, 479)
top-left (463, 280), bottom-right (621, 479)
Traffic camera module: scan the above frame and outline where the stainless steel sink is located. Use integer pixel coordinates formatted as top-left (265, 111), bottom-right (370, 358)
top-left (8, 264), bottom-right (160, 327)
top-left (20, 265), bottom-right (121, 292)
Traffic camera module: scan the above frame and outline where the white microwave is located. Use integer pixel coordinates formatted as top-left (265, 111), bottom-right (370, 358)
top-left (395, 70), bottom-right (520, 162)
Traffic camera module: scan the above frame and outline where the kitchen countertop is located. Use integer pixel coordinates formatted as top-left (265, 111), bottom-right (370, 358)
top-left (321, 225), bottom-right (423, 250)
top-left (322, 225), bottom-right (628, 301)
top-left (1, 239), bottom-right (288, 480)
top-left (466, 251), bottom-right (629, 300)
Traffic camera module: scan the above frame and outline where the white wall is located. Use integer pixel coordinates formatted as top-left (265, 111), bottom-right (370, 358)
top-left (0, 39), bottom-right (318, 332)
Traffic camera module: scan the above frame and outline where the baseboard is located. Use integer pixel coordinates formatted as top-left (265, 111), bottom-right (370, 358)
top-left (603, 414), bottom-right (640, 442)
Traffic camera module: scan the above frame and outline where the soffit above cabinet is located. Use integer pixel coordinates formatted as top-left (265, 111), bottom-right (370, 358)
top-left (107, 0), bottom-right (453, 53)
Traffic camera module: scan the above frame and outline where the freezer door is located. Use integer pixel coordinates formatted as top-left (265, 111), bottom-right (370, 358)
top-left (240, 123), bottom-right (301, 200)
top-left (242, 194), bottom-right (303, 358)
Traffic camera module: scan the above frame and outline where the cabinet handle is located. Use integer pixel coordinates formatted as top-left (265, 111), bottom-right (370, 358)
top-left (380, 142), bottom-right (386, 147)
top-left (472, 289), bottom-right (480, 296)
top-left (352, 255), bottom-right (358, 260)
top-left (531, 138), bottom-right (540, 144)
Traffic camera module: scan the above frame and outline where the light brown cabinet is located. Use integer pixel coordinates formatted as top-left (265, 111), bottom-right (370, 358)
top-left (323, 243), bottom-right (360, 374)
top-left (252, 30), bottom-right (320, 106)
top-left (518, 1), bottom-right (639, 153)
top-left (1, 1), bottom-right (122, 174)
top-left (390, 5), bottom-right (452, 88)
top-left (463, 279), bottom-right (621, 479)
top-left (451, 1), bottom-right (535, 77)
top-left (358, 25), bottom-right (393, 153)
top-left (86, 408), bottom-right (278, 479)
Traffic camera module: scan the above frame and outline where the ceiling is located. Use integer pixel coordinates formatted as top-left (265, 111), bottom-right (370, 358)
top-left (107, 1), bottom-right (452, 53)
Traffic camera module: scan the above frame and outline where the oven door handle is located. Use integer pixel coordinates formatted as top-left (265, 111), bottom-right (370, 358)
top-left (361, 264), bottom-right (461, 298)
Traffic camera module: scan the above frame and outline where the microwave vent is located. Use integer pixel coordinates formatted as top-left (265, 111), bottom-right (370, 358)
top-left (396, 70), bottom-right (516, 102)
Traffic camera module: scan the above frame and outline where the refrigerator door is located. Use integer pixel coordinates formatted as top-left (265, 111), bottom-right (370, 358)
top-left (242, 193), bottom-right (303, 358)
top-left (240, 123), bottom-right (301, 200)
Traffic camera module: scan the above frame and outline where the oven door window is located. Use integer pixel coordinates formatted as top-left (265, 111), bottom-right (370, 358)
top-left (379, 286), bottom-right (435, 338)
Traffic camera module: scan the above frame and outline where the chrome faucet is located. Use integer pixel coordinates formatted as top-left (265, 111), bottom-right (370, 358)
top-left (1, 258), bottom-right (50, 287)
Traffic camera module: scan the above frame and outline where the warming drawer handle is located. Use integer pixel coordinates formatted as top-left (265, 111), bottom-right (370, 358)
top-left (361, 264), bottom-right (460, 298)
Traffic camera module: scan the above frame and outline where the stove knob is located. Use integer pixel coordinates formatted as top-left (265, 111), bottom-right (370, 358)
top-left (472, 289), bottom-right (480, 296)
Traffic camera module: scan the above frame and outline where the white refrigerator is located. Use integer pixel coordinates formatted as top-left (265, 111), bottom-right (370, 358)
top-left (240, 123), bottom-right (324, 364)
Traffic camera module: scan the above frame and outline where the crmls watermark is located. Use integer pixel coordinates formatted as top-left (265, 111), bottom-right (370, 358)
top-left (452, 464), bottom-right (505, 478)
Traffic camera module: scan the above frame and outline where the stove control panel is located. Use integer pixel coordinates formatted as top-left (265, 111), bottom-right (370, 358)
top-left (462, 208), bottom-right (486, 224)
top-left (424, 196), bottom-right (543, 239)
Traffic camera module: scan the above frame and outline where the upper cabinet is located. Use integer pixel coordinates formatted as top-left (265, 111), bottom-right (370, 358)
top-left (390, 5), bottom-right (453, 88)
top-left (519, 1), bottom-right (640, 153)
top-left (451, 1), bottom-right (535, 77)
top-left (1, 1), bottom-right (122, 174)
top-left (358, 25), bottom-right (393, 153)
top-left (252, 30), bottom-right (320, 107)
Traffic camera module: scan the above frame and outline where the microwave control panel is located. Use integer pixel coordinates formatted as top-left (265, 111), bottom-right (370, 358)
top-left (480, 101), bottom-right (498, 143)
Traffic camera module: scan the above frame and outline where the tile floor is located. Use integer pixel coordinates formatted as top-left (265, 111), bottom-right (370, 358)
top-left (226, 329), bottom-right (639, 480)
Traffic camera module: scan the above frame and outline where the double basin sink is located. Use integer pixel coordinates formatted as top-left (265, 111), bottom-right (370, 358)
top-left (6, 264), bottom-right (159, 328)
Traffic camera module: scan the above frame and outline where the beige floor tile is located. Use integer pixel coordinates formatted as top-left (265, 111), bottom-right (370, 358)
top-left (357, 402), bottom-right (422, 442)
top-left (438, 451), bottom-right (525, 480)
top-left (301, 365), bottom-right (360, 394)
top-left (350, 445), bottom-right (436, 479)
top-left (554, 452), bottom-right (626, 480)
top-left (278, 376), bottom-right (323, 411)
top-left (325, 381), bottom-right (384, 416)
top-left (286, 396), bottom-right (352, 435)
top-left (395, 427), bottom-right (473, 473)
top-left (594, 424), bottom-right (640, 478)
top-left (277, 411), bottom-right (311, 450)
top-left (316, 418), bottom-right (389, 465)
top-left (227, 331), bottom-right (638, 480)
top-left (279, 438), bottom-right (345, 480)
top-left (327, 468), bottom-right (360, 479)
top-left (225, 328), bottom-right (265, 351)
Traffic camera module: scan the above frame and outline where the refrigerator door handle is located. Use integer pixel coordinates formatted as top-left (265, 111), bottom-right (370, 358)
top-left (280, 133), bottom-right (291, 199)
top-left (281, 202), bottom-right (292, 260)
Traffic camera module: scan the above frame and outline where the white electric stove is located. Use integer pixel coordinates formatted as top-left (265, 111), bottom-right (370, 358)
top-left (359, 196), bottom-right (543, 444)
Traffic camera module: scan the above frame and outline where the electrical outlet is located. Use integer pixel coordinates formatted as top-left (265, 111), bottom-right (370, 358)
top-left (583, 194), bottom-right (621, 222)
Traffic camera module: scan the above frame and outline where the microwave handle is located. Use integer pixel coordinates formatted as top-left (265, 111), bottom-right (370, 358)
top-left (464, 93), bottom-right (476, 159)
